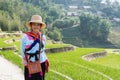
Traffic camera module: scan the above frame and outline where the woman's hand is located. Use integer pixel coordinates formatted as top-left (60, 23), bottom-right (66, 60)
top-left (22, 57), bottom-right (27, 66)
top-left (45, 59), bottom-right (49, 73)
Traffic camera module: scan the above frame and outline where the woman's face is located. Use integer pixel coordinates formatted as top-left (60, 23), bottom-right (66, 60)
top-left (31, 22), bottom-right (42, 33)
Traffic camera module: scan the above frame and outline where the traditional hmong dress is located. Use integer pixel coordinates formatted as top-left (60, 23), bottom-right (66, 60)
top-left (21, 32), bottom-right (49, 80)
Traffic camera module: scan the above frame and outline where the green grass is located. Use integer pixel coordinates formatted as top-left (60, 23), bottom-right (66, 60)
top-left (0, 37), bottom-right (12, 47)
top-left (46, 70), bottom-right (66, 80)
top-left (45, 44), bottom-right (71, 49)
top-left (0, 36), bottom-right (20, 48)
top-left (92, 53), bottom-right (120, 69)
top-left (1, 37), bottom-right (120, 80)
top-left (11, 41), bottom-right (21, 54)
top-left (47, 48), bottom-right (120, 80)
top-left (49, 60), bottom-right (107, 80)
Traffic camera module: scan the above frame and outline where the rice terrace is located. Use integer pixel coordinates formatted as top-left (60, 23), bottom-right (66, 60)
top-left (0, 0), bottom-right (120, 80)
top-left (0, 33), bottom-right (120, 80)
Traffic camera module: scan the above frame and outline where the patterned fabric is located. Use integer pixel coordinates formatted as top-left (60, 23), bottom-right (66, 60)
top-left (21, 32), bottom-right (47, 63)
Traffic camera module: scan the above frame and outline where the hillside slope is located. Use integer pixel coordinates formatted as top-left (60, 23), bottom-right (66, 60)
top-left (62, 26), bottom-right (117, 48)
top-left (108, 27), bottom-right (120, 47)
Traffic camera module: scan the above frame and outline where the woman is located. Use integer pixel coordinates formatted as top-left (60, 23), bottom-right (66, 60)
top-left (21, 15), bottom-right (49, 80)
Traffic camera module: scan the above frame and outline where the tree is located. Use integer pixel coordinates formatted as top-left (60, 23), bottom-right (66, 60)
top-left (47, 28), bottom-right (62, 41)
top-left (0, 15), bottom-right (9, 31)
top-left (53, 18), bottom-right (75, 29)
top-left (79, 13), bottom-right (111, 41)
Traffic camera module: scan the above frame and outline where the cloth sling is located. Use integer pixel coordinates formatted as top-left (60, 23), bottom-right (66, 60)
top-left (25, 32), bottom-right (43, 61)
top-left (25, 38), bottom-right (40, 61)
top-left (24, 32), bottom-right (43, 76)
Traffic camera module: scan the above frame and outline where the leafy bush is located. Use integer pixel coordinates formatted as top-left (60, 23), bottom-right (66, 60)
top-left (47, 28), bottom-right (63, 41)
top-left (53, 18), bottom-right (75, 29)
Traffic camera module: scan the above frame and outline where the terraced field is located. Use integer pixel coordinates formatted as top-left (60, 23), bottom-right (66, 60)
top-left (0, 36), bottom-right (120, 80)
top-left (92, 49), bottom-right (120, 69)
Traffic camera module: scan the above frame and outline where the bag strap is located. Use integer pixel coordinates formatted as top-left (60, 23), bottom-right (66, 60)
top-left (25, 39), bottom-right (40, 51)
top-left (38, 34), bottom-right (42, 60)
top-left (24, 33), bottom-right (42, 62)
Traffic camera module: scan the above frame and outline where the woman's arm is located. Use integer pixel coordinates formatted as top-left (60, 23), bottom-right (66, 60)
top-left (21, 34), bottom-right (26, 58)
top-left (42, 35), bottom-right (49, 72)
top-left (21, 34), bottom-right (27, 66)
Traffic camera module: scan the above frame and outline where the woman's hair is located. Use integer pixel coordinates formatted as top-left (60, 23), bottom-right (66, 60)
top-left (30, 22), bottom-right (33, 31)
top-left (30, 22), bottom-right (32, 27)
top-left (30, 22), bottom-right (42, 27)
top-left (30, 22), bottom-right (42, 31)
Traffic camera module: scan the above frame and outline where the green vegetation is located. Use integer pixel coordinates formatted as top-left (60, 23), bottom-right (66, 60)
top-left (1, 37), bottom-right (120, 79)
top-left (0, 37), bottom-right (12, 47)
top-left (62, 27), bottom-right (83, 46)
top-left (0, 0), bottom-right (120, 79)
top-left (48, 60), bottom-right (108, 80)
top-left (47, 28), bottom-right (63, 41)
top-left (12, 41), bottom-right (21, 54)
top-left (0, 0), bottom-right (120, 47)
top-left (53, 17), bottom-right (78, 29)
top-left (46, 71), bottom-right (66, 80)
top-left (0, 36), bottom-right (21, 48)
top-left (108, 27), bottom-right (120, 47)
top-left (61, 11), bottom-right (116, 48)
top-left (79, 13), bottom-right (111, 41)
top-left (52, 0), bottom-right (120, 26)
top-left (62, 26), bottom-right (115, 48)
top-left (51, 0), bottom-right (120, 47)
top-left (92, 52), bottom-right (120, 69)
top-left (0, 0), bottom-right (63, 41)
top-left (47, 48), bottom-right (120, 80)
top-left (46, 44), bottom-right (70, 49)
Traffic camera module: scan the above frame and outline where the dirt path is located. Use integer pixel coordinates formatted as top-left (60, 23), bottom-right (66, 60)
top-left (0, 56), bottom-right (24, 80)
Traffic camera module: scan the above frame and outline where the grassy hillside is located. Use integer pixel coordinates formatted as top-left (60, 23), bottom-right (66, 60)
top-left (62, 26), bottom-right (116, 48)
top-left (1, 36), bottom-right (120, 79)
top-left (47, 48), bottom-right (120, 80)
top-left (92, 52), bottom-right (120, 69)
top-left (62, 27), bottom-right (82, 47)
